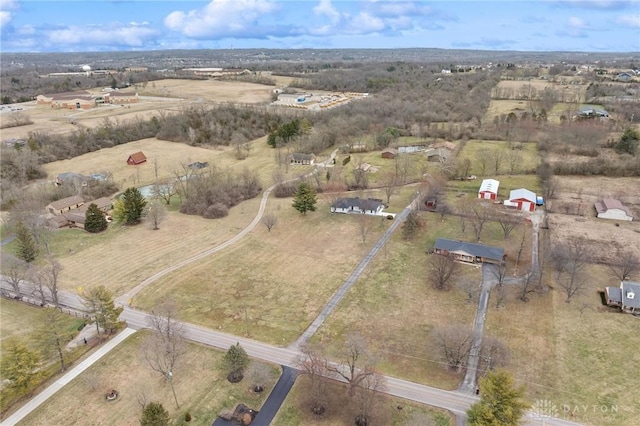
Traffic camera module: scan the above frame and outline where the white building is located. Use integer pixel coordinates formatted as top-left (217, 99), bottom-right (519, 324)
top-left (594, 199), bottom-right (633, 221)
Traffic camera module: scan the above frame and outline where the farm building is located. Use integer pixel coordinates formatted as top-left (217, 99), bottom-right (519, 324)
top-left (505, 188), bottom-right (537, 211)
top-left (127, 151), bottom-right (147, 165)
top-left (381, 148), bottom-right (398, 159)
top-left (594, 199), bottom-right (633, 221)
top-left (287, 153), bottom-right (315, 165)
top-left (478, 179), bottom-right (500, 200)
top-left (45, 195), bottom-right (85, 215)
top-left (331, 197), bottom-right (386, 215)
top-left (433, 238), bottom-right (505, 265)
top-left (604, 281), bottom-right (640, 314)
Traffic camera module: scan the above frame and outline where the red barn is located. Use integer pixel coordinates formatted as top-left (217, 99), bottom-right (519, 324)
top-left (127, 151), bottom-right (147, 165)
top-left (478, 179), bottom-right (500, 200)
top-left (508, 188), bottom-right (536, 211)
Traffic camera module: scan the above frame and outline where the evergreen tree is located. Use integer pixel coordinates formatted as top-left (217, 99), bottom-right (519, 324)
top-left (84, 203), bottom-right (108, 233)
top-left (82, 285), bottom-right (123, 334)
top-left (119, 187), bottom-right (147, 225)
top-left (1, 339), bottom-right (41, 395)
top-left (616, 128), bottom-right (639, 155)
top-left (223, 342), bottom-right (250, 382)
top-left (15, 221), bottom-right (38, 262)
top-left (140, 401), bottom-right (170, 426)
top-left (467, 370), bottom-right (529, 426)
top-left (292, 182), bottom-right (317, 215)
top-left (402, 211), bottom-right (424, 240)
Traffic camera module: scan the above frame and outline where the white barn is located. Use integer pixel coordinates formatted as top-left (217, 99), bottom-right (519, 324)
top-left (594, 199), bottom-right (633, 221)
top-left (478, 179), bottom-right (500, 200)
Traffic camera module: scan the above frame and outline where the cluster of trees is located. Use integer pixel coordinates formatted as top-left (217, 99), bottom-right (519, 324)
top-left (178, 167), bottom-right (261, 219)
top-left (467, 370), bottom-right (529, 426)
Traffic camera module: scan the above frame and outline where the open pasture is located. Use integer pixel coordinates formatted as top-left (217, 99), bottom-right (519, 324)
top-left (456, 139), bottom-right (540, 177)
top-left (136, 79), bottom-right (274, 104)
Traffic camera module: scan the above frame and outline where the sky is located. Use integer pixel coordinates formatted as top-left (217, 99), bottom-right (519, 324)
top-left (0, 0), bottom-right (638, 53)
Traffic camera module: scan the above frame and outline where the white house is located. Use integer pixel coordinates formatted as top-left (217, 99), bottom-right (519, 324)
top-left (594, 199), bottom-right (633, 221)
top-left (331, 198), bottom-right (386, 215)
top-left (478, 179), bottom-right (500, 200)
top-left (506, 188), bottom-right (537, 212)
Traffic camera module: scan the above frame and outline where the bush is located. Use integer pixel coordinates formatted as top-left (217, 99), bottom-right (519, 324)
top-left (185, 412), bottom-right (192, 422)
top-left (273, 182), bottom-right (297, 198)
top-left (203, 203), bottom-right (228, 219)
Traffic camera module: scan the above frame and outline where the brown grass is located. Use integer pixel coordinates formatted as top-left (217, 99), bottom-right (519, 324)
top-left (19, 331), bottom-right (279, 426)
top-left (274, 375), bottom-right (453, 425)
top-left (136, 79), bottom-right (274, 104)
top-left (132, 195), bottom-right (388, 346)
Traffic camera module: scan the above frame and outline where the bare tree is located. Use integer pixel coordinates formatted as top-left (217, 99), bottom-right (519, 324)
top-left (506, 150), bottom-right (522, 175)
top-left (152, 180), bottom-right (177, 206)
top-left (478, 336), bottom-right (510, 374)
top-left (607, 249), bottom-right (639, 282)
top-left (147, 201), bottom-right (167, 230)
top-left (470, 202), bottom-right (491, 241)
top-left (41, 256), bottom-right (62, 307)
top-left (296, 344), bottom-right (329, 414)
top-left (428, 253), bottom-right (459, 291)
top-left (352, 162), bottom-right (369, 189)
top-left (477, 149), bottom-right (492, 176)
top-left (551, 238), bottom-right (592, 303)
top-left (357, 212), bottom-right (371, 243)
top-left (495, 213), bottom-right (520, 239)
top-left (430, 325), bottom-right (473, 372)
top-left (354, 372), bottom-right (387, 426)
top-left (380, 171), bottom-right (397, 204)
top-left (327, 333), bottom-right (375, 398)
top-left (261, 212), bottom-right (278, 232)
top-left (141, 302), bottom-right (186, 408)
top-left (517, 271), bottom-right (537, 302)
top-left (514, 228), bottom-right (528, 274)
top-left (2, 255), bottom-right (27, 297)
top-left (491, 149), bottom-right (505, 175)
top-left (457, 277), bottom-right (477, 304)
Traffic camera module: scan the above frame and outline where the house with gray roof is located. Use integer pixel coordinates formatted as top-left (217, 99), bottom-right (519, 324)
top-left (287, 153), bottom-right (316, 165)
top-left (604, 281), bottom-right (640, 314)
top-left (433, 238), bottom-right (505, 265)
top-left (331, 197), bottom-right (386, 215)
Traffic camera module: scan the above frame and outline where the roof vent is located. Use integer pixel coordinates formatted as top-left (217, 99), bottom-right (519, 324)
top-left (628, 292), bottom-right (635, 300)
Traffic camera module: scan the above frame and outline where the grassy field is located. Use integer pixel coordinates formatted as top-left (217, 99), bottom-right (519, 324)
top-left (274, 375), bottom-right (452, 425)
top-left (19, 330), bottom-right (280, 426)
top-left (456, 139), bottom-right (540, 177)
top-left (0, 299), bottom-right (87, 416)
top-left (132, 195), bottom-right (389, 346)
top-left (136, 79), bottom-right (274, 104)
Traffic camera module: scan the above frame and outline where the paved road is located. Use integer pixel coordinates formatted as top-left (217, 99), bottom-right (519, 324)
top-left (0, 328), bottom-right (137, 426)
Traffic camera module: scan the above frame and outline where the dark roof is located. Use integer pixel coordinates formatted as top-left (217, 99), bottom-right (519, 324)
top-left (288, 153), bottom-right (315, 161)
top-left (188, 161), bottom-right (209, 170)
top-left (434, 238), bottom-right (504, 262)
top-left (332, 197), bottom-right (384, 211)
top-left (47, 195), bottom-right (85, 210)
top-left (605, 286), bottom-right (622, 303)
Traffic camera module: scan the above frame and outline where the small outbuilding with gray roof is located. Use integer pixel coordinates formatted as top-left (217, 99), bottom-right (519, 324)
top-left (605, 281), bottom-right (640, 314)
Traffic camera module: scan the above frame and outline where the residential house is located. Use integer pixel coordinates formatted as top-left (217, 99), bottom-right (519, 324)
top-left (576, 107), bottom-right (609, 119)
top-left (64, 212), bottom-right (86, 229)
top-left (478, 179), bottom-right (500, 200)
top-left (594, 199), bottom-right (633, 221)
top-left (127, 151), bottom-right (147, 165)
top-left (331, 197), bottom-right (386, 215)
top-left (46, 195), bottom-right (85, 215)
top-left (425, 148), bottom-right (450, 163)
top-left (287, 153), bottom-right (315, 165)
top-left (604, 281), bottom-right (640, 314)
top-left (432, 141), bottom-right (457, 152)
top-left (505, 188), bottom-right (537, 211)
top-left (381, 148), bottom-right (398, 159)
top-left (433, 238), bottom-right (505, 265)
top-left (616, 72), bottom-right (633, 82)
top-left (77, 197), bottom-right (113, 214)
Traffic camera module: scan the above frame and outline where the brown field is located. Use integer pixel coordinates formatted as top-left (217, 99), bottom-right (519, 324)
top-left (41, 135), bottom-right (282, 188)
top-left (547, 176), bottom-right (640, 259)
top-left (494, 79), bottom-right (586, 99)
top-left (0, 79), bottom-right (275, 141)
top-left (132, 194), bottom-right (392, 346)
top-left (19, 331), bottom-right (280, 426)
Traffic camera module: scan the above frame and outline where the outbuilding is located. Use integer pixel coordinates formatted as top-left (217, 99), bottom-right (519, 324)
top-left (507, 188), bottom-right (537, 212)
top-left (594, 199), bottom-right (633, 221)
top-left (127, 151), bottom-right (147, 165)
top-left (381, 148), bottom-right (398, 159)
top-left (478, 179), bottom-right (500, 200)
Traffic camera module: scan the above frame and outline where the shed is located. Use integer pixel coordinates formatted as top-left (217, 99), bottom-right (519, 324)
top-left (127, 151), bottom-right (147, 165)
top-left (508, 188), bottom-right (537, 212)
top-left (381, 148), bottom-right (398, 159)
top-left (594, 199), bottom-right (633, 221)
top-left (478, 179), bottom-right (500, 200)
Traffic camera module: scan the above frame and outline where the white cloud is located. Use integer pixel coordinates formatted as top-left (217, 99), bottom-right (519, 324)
top-left (0, 10), bottom-right (11, 26)
top-left (617, 14), bottom-right (640, 28)
top-left (164, 0), bottom-right (278, 39)
top-left (48, 24), bottom-right (159, 47)
top-left (349, 12), bottom-right (385, 34)
top-left (568, 16), bottom-right (587, 28)
top-left (313, 0), bottom-right (341, 24)
top-left (0, 0), bottom-right (18, 27)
